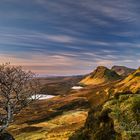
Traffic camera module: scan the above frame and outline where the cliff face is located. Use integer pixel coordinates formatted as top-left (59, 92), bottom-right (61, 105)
top-left (80, 66), bottom-right (121, 86)
top-left (111, 66), bottom-right (135, 77)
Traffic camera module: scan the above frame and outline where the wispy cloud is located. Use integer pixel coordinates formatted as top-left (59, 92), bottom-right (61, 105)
top-left (0, 0), bottom-right (140, 75)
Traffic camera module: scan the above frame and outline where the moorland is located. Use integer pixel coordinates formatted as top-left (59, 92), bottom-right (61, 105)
top-left (8, 65), bottom-right (140, 140)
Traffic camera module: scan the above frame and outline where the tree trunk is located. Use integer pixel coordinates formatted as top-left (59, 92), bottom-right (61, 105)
top-left (0, 102), bottom-right (12, 132)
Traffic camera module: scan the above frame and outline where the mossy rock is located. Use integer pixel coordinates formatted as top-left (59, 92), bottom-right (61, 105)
top-left (70, 94), bottom-right (140, 140)
top-left (0, 132), bottom-right (15, 140)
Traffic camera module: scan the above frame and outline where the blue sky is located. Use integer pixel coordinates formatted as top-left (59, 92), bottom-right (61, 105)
top-left (0, 0), bottom-right (140, 75)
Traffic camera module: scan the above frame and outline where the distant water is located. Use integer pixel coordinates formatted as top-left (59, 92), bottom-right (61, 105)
top-left (31, 94), bottom-right (55, 100)
top-left (71, 86), bottom-right (83, 90)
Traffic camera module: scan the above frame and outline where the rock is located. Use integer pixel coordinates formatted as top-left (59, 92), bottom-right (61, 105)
top-left (111, 65), bottom-right (135, 77)
top-left (0, 132), bottom-right (15, 140)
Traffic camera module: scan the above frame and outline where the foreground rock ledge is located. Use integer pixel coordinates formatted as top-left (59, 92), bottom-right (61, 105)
top-left (0, 132), bottom-right (15, 140)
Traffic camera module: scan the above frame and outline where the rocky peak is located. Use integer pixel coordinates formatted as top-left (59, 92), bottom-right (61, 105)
top-left (80, 66), bottom-right (121, 85)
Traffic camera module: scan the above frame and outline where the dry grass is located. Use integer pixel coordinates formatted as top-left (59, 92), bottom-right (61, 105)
top-left (8, 94), bottom-right (89, 140)
top-left (9, 109), bottom-right (88, 140)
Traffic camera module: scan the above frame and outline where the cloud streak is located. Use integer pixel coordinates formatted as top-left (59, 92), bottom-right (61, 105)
top-left (0, 0), bottom-right (140, 75)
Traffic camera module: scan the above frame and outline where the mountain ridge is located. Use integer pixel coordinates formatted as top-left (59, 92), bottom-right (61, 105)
top-left (80, 66), bottom-right (121, 85)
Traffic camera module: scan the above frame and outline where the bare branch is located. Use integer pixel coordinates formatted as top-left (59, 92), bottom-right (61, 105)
top-left (0, 63), bottom-right (40, 132)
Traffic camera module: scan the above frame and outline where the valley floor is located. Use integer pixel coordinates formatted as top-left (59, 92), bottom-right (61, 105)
top-left (12, 109), bottom-right (87, 140)
top-left (8, 95), bottom-right (89, 140)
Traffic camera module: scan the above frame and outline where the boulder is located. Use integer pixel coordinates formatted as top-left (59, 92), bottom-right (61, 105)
top-left (0, 132), bottom-right (15, 140)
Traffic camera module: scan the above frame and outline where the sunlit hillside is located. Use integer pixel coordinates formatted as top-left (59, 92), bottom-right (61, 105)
top-left (70, 67), bottom-right (140, 140)
top-left (115, 67), bottom-right (140, 93)
top-left (80, 66), bottom-right (121, 85)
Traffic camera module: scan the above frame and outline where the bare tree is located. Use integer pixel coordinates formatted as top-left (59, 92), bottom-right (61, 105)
top-left (0, 63), bottom-right (40, 133)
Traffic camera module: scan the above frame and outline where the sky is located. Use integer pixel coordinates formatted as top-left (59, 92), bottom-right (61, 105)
top-left (0, 0), bottom-right (140, 75)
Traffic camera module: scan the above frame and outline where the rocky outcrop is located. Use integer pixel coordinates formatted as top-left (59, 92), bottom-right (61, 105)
top-left (70, 93), bottom-right (140, 140)
top-left (111, 66), bottom-right (135, 77)
top-left (0, 132), bottom-right (15, 140)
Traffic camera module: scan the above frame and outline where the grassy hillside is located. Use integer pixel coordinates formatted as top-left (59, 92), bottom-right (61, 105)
top-left (8, 93), bottom-right (89, 140)
top-left (70, 67), bottom-right (140, 140)
top-left (115, 67), bottom-right (140, 93)
top-left (70, 93), bottom-right (140, 140)
top-left (80, 66), bottom-right (121, 86)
